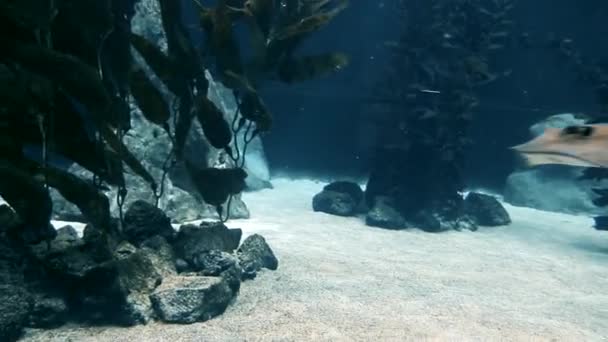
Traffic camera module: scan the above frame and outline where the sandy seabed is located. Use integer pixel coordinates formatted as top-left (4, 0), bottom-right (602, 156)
top-left (21, 178), bottom-right (608, 341)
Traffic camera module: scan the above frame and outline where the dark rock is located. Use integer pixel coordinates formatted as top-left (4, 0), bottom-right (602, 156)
top-left (27, 294), bottom-right (68, 328)
top-left (312, 190), bottom-right (358, 216)
top-left (417, 211), bottom-right (477, 233)
top-left (31, 225), bottom-right (83, 259)
top-left (44, 240), bottom-right (161, 326)
top-left (191, 250), bottom-right (237, 275)
top-left (69, 242), bottom-right (162, 325)
top-left (365, 196), bottom-right (408, 229)
top-left (140, 236), bottom-right (177, 279)
top-left (172, 222), bottom-right (242, 265)
top-left (150, 275), bottom-right (235, 324)
top-left (0, 205), bottom-right (20, 233)
top-left (237, 234), bottom-right (278, 280)
top-left (190, 250), bottom-right (242, 294)
top-left (0, 236), bottom-right (28, 286)
top-left (0, 285), bottom-right (33, 342)
top-left (43, 245), bottom-right (101, 281)
top-left (20, 222), bottom-right (57, 246)
top-left (465, 192), bottom-right (511, 226)
top-left (123, 200), bottom-right (175, 246)
top-left (324, 181), bottom-right (364, 206)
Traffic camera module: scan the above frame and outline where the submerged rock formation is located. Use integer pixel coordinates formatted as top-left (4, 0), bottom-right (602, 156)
top-left (312, 181), bottom-right (365, 216)
top-left (0, 197), bottom-right (279, 338)
top-left (464, 192), bottom-right (512, 227)
top-left (312, 181), bottom-right (510, 232)
top-left (50, 0), bottom-right (272, 224)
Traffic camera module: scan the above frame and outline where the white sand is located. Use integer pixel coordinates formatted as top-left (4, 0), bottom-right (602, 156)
top-left (21, 178), bottom-right (608, 341)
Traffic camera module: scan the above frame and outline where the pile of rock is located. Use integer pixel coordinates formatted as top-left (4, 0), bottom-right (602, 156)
top-left (313, 181), bottom-right (511, 231)
top-left (0, 200), bottom-right (278, 341)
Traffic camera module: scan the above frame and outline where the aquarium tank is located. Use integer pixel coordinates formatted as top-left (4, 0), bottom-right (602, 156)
top-left (1, 0), bottom-right (608, 340)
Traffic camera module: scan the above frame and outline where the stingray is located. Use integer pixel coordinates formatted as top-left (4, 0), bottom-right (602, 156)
top-left (511, 124), bottom-right (608, 168)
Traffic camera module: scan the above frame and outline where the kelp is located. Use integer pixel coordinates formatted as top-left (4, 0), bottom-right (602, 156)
top-left (367, 0), bottom-right (515, 226)
top-left (0, 0), bottom-right (350, 239)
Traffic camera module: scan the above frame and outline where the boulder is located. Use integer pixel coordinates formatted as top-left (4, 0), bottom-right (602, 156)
top-left (27, 294), bottom-right (69, 329)
top-left (464, 192), bottom-right (511, 226)
top-left (150, 275), bottom-right (235, 324)
top-left (365, 196), bottom-right (409, 229)
top-left (0, 285), bottom-right (33, 342)
top-left (312, 191), bottom-right (358, 216)
top-left (237, 234), bottom-right (278, 280)
top-left (0, 204), bottom-right (21, 233)
top-left (140, 236), bottom-right (177, 279)
top-left (172, 222), bottom-right (242, 265)
top-left (323, 181), bottom-right (364, 207)
top-left (73, 242), bottom-right (161, 325)
top-left (123, 200), bottom-right (175, 246)
top-left (190, 250), bottom-right (242, 293)
top-left (416, 210), bottom-right (477, 233)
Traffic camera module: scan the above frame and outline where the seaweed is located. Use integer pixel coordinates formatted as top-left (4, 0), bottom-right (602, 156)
top-left (367, 0), bottom-right (515, 229)
top-left (0, 0), bottom-right (349, 241)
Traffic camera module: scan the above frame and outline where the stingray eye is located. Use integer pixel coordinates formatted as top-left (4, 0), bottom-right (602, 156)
top-left (581, 125), bottom-right (594, 137)
top-left (562, 125), bottom-right (594, 137)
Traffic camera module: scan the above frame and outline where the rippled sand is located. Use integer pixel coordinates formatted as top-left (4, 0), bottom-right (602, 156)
top-left (22, 178), bottom-right (608, 341)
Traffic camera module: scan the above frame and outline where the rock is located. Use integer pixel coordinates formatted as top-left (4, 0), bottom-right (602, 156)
top-left (27, 294), bottom-right (68, 329)
top-left (312, 190), bottom-right (358, 216)
top-left (190, 250), bottom-right (242, 293)
top-left (31, 225), bottom-right (83, 259)
top-left (237, 234), bottom-right (278, 280)
top-left (0, 285), bottom-right (33, 342)
top-left (324, 181), bottom-right (364, 206)
top-left (417, 210), bottom-right (477, 233)
top-left (123, 200), bottom-right (175, 246)
top-left (504, 166), bottom-right (608, 215)
top-left (172, 222), bottom-right (242, 265)
top-left (0, 204), bottom-right (21, 233)
top-left (465, 192), bottom-right (511, 226)
top-left (365, 196), bottom-right (408, 229)
top-left (150, 275), bottom-right (235, 324)
top-left (140, 236), bottom-right (177, 279)
top-left (0, 237), bottom-right (28, 286)
top-left (42, 245), bottom-right (101, 282)
top-left (44, 240), bottom-right (161, 325)
top-left (312, 182), bottom-right (365, 216)
top-left (69, 242), bottom-right (162, 325)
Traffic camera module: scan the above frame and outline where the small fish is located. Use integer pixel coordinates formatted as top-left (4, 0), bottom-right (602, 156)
top-left (511, 124), bottom-right (608, 168)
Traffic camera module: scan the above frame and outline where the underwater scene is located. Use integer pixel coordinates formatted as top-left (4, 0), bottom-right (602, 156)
top-left (2, 0), bottom-right (608, 340)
